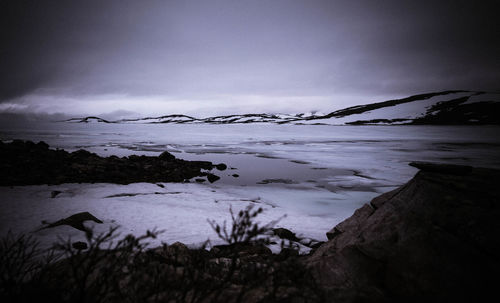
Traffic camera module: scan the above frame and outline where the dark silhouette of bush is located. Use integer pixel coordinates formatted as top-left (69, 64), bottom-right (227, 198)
top-left (0, 206), bottom-right (324, 302)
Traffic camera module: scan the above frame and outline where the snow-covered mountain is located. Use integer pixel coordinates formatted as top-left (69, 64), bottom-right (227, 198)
top-left (66, 90), bottom-right (500, 125)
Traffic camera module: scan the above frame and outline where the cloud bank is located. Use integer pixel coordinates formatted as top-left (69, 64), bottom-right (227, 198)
top-left (1, 0), bottom-right (499, 118)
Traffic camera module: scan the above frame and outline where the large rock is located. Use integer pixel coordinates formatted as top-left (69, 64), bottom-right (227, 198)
top-left (308, 163), bottom-right (500, 302)
top-left (273, 227), bottom-right (298, 241)
top-left (39, 211), bottom-right (103, 232)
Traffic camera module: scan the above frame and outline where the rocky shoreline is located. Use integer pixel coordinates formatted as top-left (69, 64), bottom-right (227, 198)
top-left (0, 140), bottom-right (226, 185)
top-left (306, 162), bottom-right (500, 302)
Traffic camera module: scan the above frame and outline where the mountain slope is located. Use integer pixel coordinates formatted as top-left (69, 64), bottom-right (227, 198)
top-left (318, 90), bottom-right (468, 119)
top-left (296, 90), bottom-right (499, 125)
top-left (65, 90), bottom-right (500, 125)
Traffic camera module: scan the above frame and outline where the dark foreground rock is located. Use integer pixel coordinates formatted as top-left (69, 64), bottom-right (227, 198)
top-left (308, 162), bottom-right (500, 302)
top-left (272, 227), bottom-right (298, 241)
top-left (0, 140), bottom-right (225, 185)
top-left (38, 211), bottom-right (103, 232)
top-left (71, 241), bottom-right (88, 250)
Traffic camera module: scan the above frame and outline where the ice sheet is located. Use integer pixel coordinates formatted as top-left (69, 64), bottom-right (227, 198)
top-left (1, 124), bottom-right (499, 249)
top-left (0, 182), bottom-right (340, 250)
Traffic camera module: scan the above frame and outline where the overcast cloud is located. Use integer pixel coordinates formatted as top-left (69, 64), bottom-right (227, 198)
top-left (1, 0), bottom-right (499, 118)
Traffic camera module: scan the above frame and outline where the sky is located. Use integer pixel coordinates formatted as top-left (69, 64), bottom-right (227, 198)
top-left (1, 0), bottom-right (499, 119)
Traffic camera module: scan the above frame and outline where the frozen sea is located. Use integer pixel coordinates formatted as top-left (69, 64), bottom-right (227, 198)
top-left (1, 123), bottom-right (499, 250)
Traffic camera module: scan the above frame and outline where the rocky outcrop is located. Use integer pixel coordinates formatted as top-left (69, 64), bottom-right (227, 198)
top-left (38, 211), bottom-right (103, 232)
top-left (308, 162), bottom-right (500, 302)
top-left (0, 140), bottom-right (225, 185)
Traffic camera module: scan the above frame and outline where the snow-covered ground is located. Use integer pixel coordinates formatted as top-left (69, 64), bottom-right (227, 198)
top-left (1, 124), bottom-right (499, 250)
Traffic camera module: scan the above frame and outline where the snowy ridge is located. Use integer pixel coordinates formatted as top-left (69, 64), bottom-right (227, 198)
top-left (66, 116), bottom-right (112, 123)
top-left (65, 90), bottom-right (500, 125)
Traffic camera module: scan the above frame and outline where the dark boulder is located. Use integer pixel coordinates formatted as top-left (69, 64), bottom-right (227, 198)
top-left (153, 242), bottom-right (192, 265)
top-left (273, 228), bottom-right (298, 242)
top-left (307, 163), bottom-right (500, 302)
top-left (50, 190), bottom-right (62, 198)
top-left (207, 174), bottom-right (220, 183)
top-left (211, 243), bottom-right (272, 258)
top-left (215, 163), bottom-right (227, 171)
top-left (409, 161), bottom-right (473, 175)
top-left (277, 247), bottom-right (299, 261)
top-left (37, 141), bottom-right (49, 149)
top-left (39, 211), bottom-right (103, 232)
top-left (72, 241), bottom-right (88, 250)
top-left (159, 151), bottom-right (175, 161)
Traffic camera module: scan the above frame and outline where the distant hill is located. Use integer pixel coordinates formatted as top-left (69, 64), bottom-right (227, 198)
top-left (65, 90), bottom-right (500, 125)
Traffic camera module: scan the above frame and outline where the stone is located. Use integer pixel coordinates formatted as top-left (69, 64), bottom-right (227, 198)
top-left (50, 190), bottom-right (62, 198)
top-left (307, 163), bottom-right (500, 302)
top-left (37, 141), bottom-right (49, 149)
top-left (212, 243), bottom-right (272, 258)
top-left (409, 161), bottom-right (473, 175)
top-left (207, 174), bottom-right (220, 183)
top-left (273, 228), bottom-right (298, 241)
top-left (72, 241), bottom-right (88, 250)
top-left (277, 247), bottom-right (299, 260)
top-left (152, 242), bottom-right (193, 265)
top-left (325, 203), bottom-right (374, 240)
top-left (39, 211), bottom-right (103, 232)
top-left (158, 151), bottom-right (175, 161)
top-left (215, 163), bottom-right (227, 170)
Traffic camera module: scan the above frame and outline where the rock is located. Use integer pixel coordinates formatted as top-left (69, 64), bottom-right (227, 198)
top-left (37, 141), bottom-right (49, 149)
top-left (325, 204), bottom-right (374, 240)
top-left (195, 178), bottom-right (206, 183)
top-left (309, 241), bottom-right (324, 250)
top-left (277, 247), bottom-right (299, 260)
top-left (72, 241), bottom-right (88, 250)
top-left (257, 179), bottom-right (296, 184)
top-left (206, 173), bottom-right (220, 183)
top-left (307, 163), bottom-right (500, 302)
top-left (232, 174), bottom-right (239, 178)
top-left (299, 238), bottom-right (312, 246)
top-left (50, 190), bottom-right (62, 198)
top-left (39, 211), bottom-right (103, 232)
top-left (215, 163), bottom-right (227, 171)
top-left (273, 228), bottom-right (298, 241)
top-left (158, 151), bottom-right (175, 161)
top-left (409, 161), bottom-right (473, 175)
top-left (188, 160), bottom-right (214, 170)
top-left (298, 237), bottom-right (322, 249)
top-left (212, 243), bottom-right (272, 258)
top-left (155, 242), bottom-right (192, 265)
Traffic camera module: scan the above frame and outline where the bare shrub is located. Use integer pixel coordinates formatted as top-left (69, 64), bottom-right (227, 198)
top-left (0, 206), bottom-right (324, 302)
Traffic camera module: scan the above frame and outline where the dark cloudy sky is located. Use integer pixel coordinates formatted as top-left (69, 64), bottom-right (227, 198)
top-left (1, 0), bottom-right (499, 118)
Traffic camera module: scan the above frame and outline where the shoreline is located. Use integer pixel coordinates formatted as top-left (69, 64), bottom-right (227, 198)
top-left (0, 140), bottom-right (227, 186)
